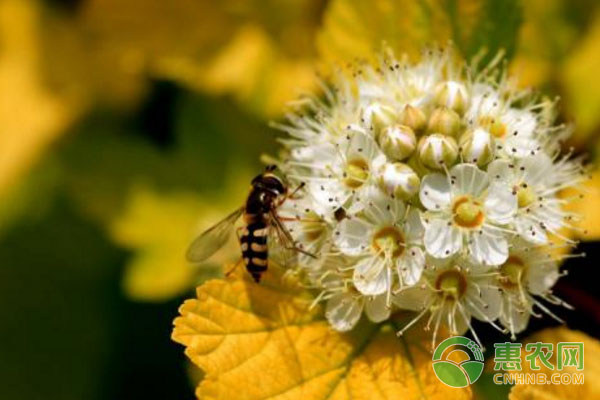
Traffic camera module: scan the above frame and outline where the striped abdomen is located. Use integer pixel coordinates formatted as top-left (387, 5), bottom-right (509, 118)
top-left (240, 215), bottom-right (269, 282)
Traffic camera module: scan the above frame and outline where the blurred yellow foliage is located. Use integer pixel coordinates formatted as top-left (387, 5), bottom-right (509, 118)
top-left (509, 327), bottom-right (600, 400)
top-left (0, 0), bottom-right (78, 195)
top-left (317, 0), bottom-right (453, 64)
top-left (172, 264), bottom-right (472, 400)
top-left (109, 185), bottom-right (243, 301)
top-left (509, 0), bottom-right (577, 88)
top-left (561, 11), bottom-right (600, 144)
top-left (77, 0), bottom-right (323, 117)
top-left (564, 171), bottom-right (600, 241)
top-left (174, 24), bottom-right (317, 117)
top-left (510, 0), bottom-right (600, 147)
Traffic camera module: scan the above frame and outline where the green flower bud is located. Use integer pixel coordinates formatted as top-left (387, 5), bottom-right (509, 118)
top-left (362, 103), bottom-right (397, 135)
top-left (459, 128), bottom-right (495, 167)
top-left (377, 124), bottom-right (416, 161)
top-left (377, 162), bottom-right (420, 200)
top-left (427, 107), bottom-right (462, 137)
top-left (434, 81), bottom-right (469, 115)
top-left (418, 133), bottom-right (458, 169)
top-left (400, 104), bottom-right (427, 133)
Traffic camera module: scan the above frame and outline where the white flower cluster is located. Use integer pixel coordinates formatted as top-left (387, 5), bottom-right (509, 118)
top-left (275, 49), bottom-right (586, 345)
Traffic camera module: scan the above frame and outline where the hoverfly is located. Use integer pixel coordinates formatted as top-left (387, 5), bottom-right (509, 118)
top-left (186, 165), bottom-right (316, 282)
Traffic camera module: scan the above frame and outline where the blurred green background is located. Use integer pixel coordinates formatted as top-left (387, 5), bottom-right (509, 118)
top-left (1, 0), bottom-right (599, 399)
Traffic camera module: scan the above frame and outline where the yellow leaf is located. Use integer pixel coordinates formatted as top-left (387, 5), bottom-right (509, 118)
top-left (509, 327), bottom-right (600, 400)
top-left (0, 0), bottom-right (78, 195)
top-left (561, 11), bottom-right (600, 145)
top-left (109, 184), bottom-right (244, 301)
top-left (562, 170), bottom-right (600, 241)
top-left (508, 0), bottom-right (577, 88)
top-left (317, 0), bottom-right (453, 65)
top-left (77, 0), bottom-right (322, 117)
top-left (159, 24), bottom-right (317, 117)
top-left (172, 265), bottom-right (472, 400)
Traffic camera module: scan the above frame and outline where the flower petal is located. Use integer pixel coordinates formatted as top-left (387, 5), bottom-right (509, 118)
top-left (405, 208), bottom-right (424, 243)
top-left (451, 306), bottom-right (470, 335)
top-left (364, 294), bottom-right (391, 323)
top-left (363, 187), bottom-right (405, 225)
top-left (419, 173), bottom-right (451, 210)
top-left (353, 257), bottom-right (389, 295)
top-left (487, 159), bottom-right (513, 184)
top-left (467, 283), bottom-right (502, 322)
top-left (424, 218), bottom-right (462, 258)
top-left (392, 285), bottom-right (430, 311)
top-left (520, 153), bottom-right (553, 186)
top-left (469, 226), bottom-right (509, 265)
top-left (527, 260), bottom-right (559, 295)
top-left (451, 163), bottom-right (489, 197)
top-left (514, 215), bottom-right (548, 244)
top-left (484, 182), bottom-right (517, 224)
top-left (499, 296), bottom-right (530, 335)
top-left (398, 246), bottom-right (425, 285)
top-left (334, 217), bottom-right (373, 255)
top-left (325, 293), bottom-right (364, 332)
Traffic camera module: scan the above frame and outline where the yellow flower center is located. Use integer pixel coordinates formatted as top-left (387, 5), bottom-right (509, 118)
top-left (452, 196), bottom-right (485, 228)
top-left (479, 115), bottom-right (506, 138)
top-left (302, 211), bottom-right (326, 241)
top-left (435, 269), bottom-right (467, 300)
top-left (499, 256), bottom-right (526, 289)
top-left (516, 185), bottom-right (536, 208)
top-left (372, 226), bottom-right (405, 258)
top-left (344, 158), bottom-right (369, 189)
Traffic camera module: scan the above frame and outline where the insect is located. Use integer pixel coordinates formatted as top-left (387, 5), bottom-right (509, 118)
top-left (186, 165), bottom-right (315, 282)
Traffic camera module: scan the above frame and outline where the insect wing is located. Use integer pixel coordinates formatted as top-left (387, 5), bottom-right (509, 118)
top-left (268, 211), bottom-right (316, 269)
top-left (186, 207), bottom-right (244, 263)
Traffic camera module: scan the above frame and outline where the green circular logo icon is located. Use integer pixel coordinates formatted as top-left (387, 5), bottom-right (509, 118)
top-left (432, 336), bottom-right (484, 388)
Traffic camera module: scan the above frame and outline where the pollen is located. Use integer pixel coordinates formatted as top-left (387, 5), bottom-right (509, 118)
top-left (344, 158), bottom-right (369, 189)
top-left (435, 269), bottom-right (467, 301)
top-left (499, 256), bottom-right (526, 289)
top-left (452, 196), bottom-right (485, 228)
top-left (516, 185), bottom-right (536, 208)
top-left (371, 226), bottom-right (405, 258)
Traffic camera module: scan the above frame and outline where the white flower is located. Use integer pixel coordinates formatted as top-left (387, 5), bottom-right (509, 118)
top-left (488, 153), bottom-right (585, 244)
top-left (498, 108), bottom-right (540, 158)
top-left (274, 47), bottom-right (583, 337)
top-left (420, 163), bottom-right (517, 265)
top-left (334, 190), bottom-right (425, 300)
top-left (289, 131), bottom-right (386, 214)
top-left (312, 254), bottom-right (391, 331)
top-left (496, 239), bottom-right (568, 338)
top-left (277, 192), bottom-right (336, 265)
top-left (393, 255), bottom-right (502, 348)
top-left (465, 83), bottom-right (503, 123)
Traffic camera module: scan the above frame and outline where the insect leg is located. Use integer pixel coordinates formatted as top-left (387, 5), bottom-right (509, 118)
top-left (271, 212), bottom-right (317, 259)
top-left (225, 258), bottom-right (244, 278)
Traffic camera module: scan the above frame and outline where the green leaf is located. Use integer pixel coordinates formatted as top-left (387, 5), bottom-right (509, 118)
top-left (448, 0), bottom-right (523, 63)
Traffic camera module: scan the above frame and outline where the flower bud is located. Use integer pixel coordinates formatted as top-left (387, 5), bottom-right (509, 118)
top-left (377, 162), bottom-right (420, 200)
top-left (400, 104), bottom-right (427, 133)
top-left (459, 128), bottom-right (495, 167)
top-left (434, 81), bottom-right (469, 115)
top-left (362, 103), bottom-right (397, 135)
top-left (377, 124), bottom-right (416, 161)
top-left (418, 133), bottom-right (458, 169)
top-left (427, 107), bottom-right (462, 137)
